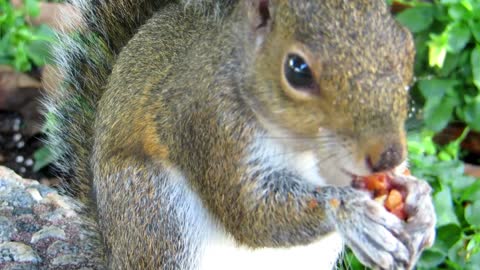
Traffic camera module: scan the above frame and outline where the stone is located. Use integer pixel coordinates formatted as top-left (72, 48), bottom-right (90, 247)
top-left (15, 216), bottom-right (40, 234)
top-left (0, 242), bottom-right (41, 264)
top-left (3, 263), bottom-right (40, 270)
top-left (46, 240), bottom-right (78, 257)
top-left (0, 166), bottom-right (105, 269)
top-left (51, 254), bottom-right (88, 267)
top-left (31, 226), bottom-right (66, 244)
top-left (0, 217), bottom-right (16, 241)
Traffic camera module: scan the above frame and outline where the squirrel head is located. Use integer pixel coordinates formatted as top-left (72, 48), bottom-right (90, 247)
top-left (239, 0), bottom-right (414, 184)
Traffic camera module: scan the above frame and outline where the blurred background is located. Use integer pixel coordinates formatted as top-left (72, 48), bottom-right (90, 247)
top-left (0, 0), bottom-right (479, 269)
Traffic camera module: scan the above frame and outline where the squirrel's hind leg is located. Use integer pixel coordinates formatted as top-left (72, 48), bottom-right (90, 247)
top-left (93, 158), bottom-right (206, 269)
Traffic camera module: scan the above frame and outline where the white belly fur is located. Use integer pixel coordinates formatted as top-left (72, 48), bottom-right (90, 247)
top-left (199, 229), bottom-right (344, 270)
top-left (182, 183), bottom-right (344, 270)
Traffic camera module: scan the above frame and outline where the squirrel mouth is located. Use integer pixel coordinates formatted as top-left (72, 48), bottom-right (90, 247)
top-left (341, 168), bottom-right (366, 181)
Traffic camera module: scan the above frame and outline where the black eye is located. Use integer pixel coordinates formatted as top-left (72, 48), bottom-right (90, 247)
top-left (284, 54), bottom-right (314, 88)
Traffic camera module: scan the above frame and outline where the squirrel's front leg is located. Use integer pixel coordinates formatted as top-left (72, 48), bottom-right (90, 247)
top-left (198, 161), bottom-right (415, 269)
top-left (182, 134), bottom-right (415, 269)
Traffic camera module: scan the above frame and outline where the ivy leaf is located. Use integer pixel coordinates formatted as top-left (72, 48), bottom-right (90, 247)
top-left (447, 22), bottom-right (471, 53)
top-left (396, 6), bottom-right (434, 33)
top-left (469, 20), bottom-right (480, 42)
top-left (460, 180), bottom-right (480, 202)
top-left (417, 249), bottom-right (446, 268)
top-left (428, 33), bottom-right (449, 67)
top-left (472, 45), bottom-right (480, 90)
top-left (466, 235), bottom-right (480, 259)
top-left (448, 3), bottom-right (474, 20)
top-left (424, 95), bottom-right (458, 131)
top-left (418, 79), bottom-right (458, 98)
top-left (463, 96), bottom-right (480, 131)
top-left (434, 186), bottom-right (460, 227)
top-left (435, 224), bottom-right (463, 252)
top-left (465, 200), bottom-right (480, 227)
top-left (448, 238), bottom-right (480, 270)
top-left (418, 80), bottom-right (459, 131)
top-left (33, 147), bottom-right (56, 172)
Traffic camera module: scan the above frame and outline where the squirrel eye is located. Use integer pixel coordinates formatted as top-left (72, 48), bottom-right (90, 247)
top-left (284, 54), bottom-right (314, 89)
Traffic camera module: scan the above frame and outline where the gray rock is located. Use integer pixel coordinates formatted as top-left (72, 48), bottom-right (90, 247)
top-left (46, 240), bottom-right (78, 257)
top-left (0, 217), bottom-right (16, 242)
top-left (0, 205), bottom-right (14, 217)
top-left (31, 226), bottom-right (66, 244)
top-left (15, 215), bottom-right (40, 233)
top-left (0, 166), bottom-right (105, 269)
top-left (51, 254), bottom-right (88, 266)
top-left (0, 189), bottom-right (35, 209)
top-left (0, 242), bottom-right (41, 264)
top-left (29, 184), bottom-right (56, 198)
top-left (41, 208), bottom-right (67, 223)
top-left (3, 263), bottom-right (40, 270)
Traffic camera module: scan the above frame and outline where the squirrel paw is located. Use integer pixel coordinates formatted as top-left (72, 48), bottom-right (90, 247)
top-left (333, 188), bottom-right (414, 270)
top-left (393, 175), bottom-right (436, 264)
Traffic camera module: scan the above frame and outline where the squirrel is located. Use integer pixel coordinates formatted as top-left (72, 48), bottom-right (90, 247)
top-left (45, 0), bottom-right (436, 269)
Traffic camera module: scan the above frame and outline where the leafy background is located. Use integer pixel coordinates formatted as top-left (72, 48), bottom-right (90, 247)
top-left (1, 0), bottom-right (480, 269)
top-left (0, 0), bottom-right (57, 71)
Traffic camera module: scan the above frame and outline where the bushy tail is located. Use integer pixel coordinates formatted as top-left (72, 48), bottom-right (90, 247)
top-left (44, 0), bottom-right (234, 203)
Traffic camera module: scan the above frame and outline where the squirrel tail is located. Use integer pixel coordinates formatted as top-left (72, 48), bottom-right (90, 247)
top-left (44, 0), bottom-right (233, 202)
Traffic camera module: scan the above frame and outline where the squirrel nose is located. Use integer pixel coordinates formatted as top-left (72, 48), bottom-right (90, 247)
top-left (366, 142), bottom-right (405, 173)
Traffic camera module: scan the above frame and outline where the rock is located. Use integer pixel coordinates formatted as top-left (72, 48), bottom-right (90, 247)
top-left (0, 242), bottom-right (41, 263)
top-left (51, 254), bottom-right (88, 267)
top-left (3, 263), bottom-right (40, 270)
top-left (31, 226), bottom-right (66, 244)
top-left (0, 166), bottom-right (105, 269)
top-left (0, 217), bottom-right (16, 242)
top-left (46, 241), bottom-right (78, 257)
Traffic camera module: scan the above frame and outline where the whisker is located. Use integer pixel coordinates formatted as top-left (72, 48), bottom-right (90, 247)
top-left (317, 151), bottom-right (339, 164)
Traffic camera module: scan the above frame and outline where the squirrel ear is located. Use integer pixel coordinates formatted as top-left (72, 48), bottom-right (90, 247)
top-left (246, 0), bottom-right (274, 47)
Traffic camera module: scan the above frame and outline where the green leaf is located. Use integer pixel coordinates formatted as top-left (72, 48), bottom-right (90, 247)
top-left (441, 0), bottom-right (460, 4)
top-left (448, 238), bottom-right (480, 269)
top-left (418, 80), bottom-right (459, 131)
top-left (418, 79), bottom-right (458, 98)
top-left (438, 52), bottom-right (460, 76)
top-left (463, 96), bottom-right (480, 131)
top-left (472, 46), bottom-right (480, 90)
top-left (396, 6), bottom-right (435, 33)
top-left (447, 22), bottom-right (472, 53)
top-left (465, 200), bottom-right (480, 227)
top-left (428, 33), bottom-right (449, 67)
top-left (448, 239), bottom-right (468, 268)
top-left (435, 224), bottom-right (463, 252)
top-left (24, 0), bottom-right (40, 17)
top-left (340, 249), bottom-right (364, 269)
top-left (448, 3), bottom-right (474, 20)
top-left (424, 95), bottom-right (458, 131)
top-left (465, 251), bottom-right (480, 270)
top-left (417, 249), bottom-right (447, 268)
top-left (460, 180), bottom-right (480, 202)
top-left (469, 20), bottom-right (480, 42)
top-left (26, 39), bottom-right (50, 66)
top-left (466, 235), bottom-right (480, 258)
top-left (434, 186), bottom-right (460, 227)
top-left (33, 147), bottom-right (55, 172)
